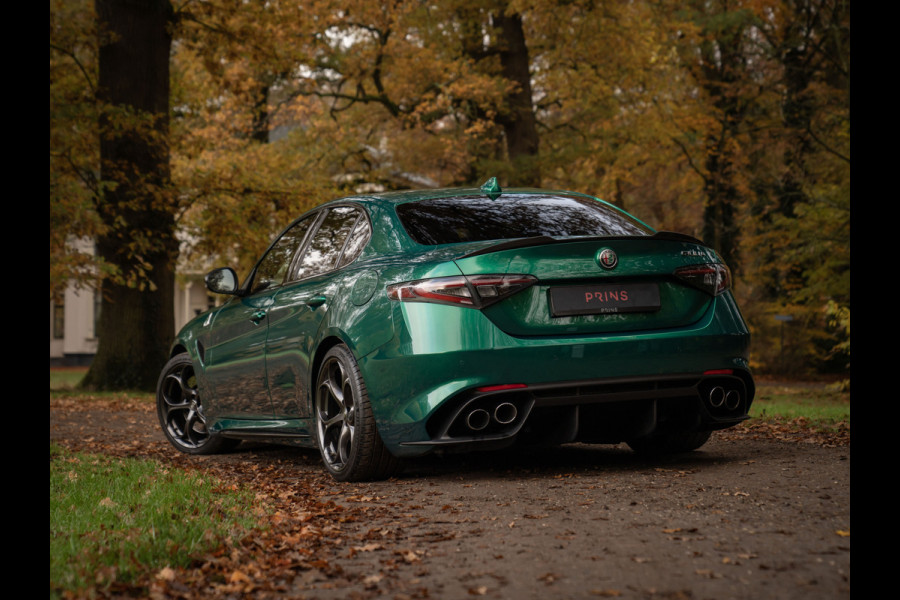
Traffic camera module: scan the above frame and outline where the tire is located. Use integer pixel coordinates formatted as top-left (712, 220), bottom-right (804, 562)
top-left (626, 430), bottom-right (712, 455)
top-left (314, 344), bottom-right (401, 482)
top-left (156, 353), bottom-right (237, 455)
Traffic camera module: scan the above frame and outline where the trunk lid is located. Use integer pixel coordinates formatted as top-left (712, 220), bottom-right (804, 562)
top-left (453, 237), bottom-right (719, 336)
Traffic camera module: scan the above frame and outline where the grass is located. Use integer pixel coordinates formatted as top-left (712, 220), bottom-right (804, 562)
top-left (50, 367), bottom-right (154, 403)
top-left (750, 381), bottom-right (850, 430)
top-left (50, 366), bottom-right (88, 391)
top-left (49, 444), bottom-right (259, 597)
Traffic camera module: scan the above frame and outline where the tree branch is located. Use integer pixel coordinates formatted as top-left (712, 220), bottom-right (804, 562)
top-left (50, 43), bottom-right (96, 92)
top-left (805, 124), bottom-right (850, 164)
top-left (670, 135), bottom-right (708, 184)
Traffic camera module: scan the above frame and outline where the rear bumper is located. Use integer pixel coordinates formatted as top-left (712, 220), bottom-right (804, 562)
top-left (359, 294), bottom-right (752, 457)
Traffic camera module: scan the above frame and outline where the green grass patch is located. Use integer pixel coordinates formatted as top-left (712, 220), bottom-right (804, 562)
top-left (50, 367), bottom-right (88, 390)
top-left (51, 368), bottom-right (154, 402)
top-left (750, 381), bottom-right (850, 430)
top-left (50, 444), bottom-right (259, 597)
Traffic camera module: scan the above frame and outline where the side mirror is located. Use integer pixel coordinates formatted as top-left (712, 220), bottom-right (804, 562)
top-left (205, 267), bottom-right (239, 295)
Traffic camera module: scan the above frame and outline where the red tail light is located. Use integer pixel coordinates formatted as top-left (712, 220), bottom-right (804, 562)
top-left (476, 383), bottom-right (528, 392)
top-left (674, 263), bottom-right (731, 296)
top-left (387, 274), bottom-right (537, 308)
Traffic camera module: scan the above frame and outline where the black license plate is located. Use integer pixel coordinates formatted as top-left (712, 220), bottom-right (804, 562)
top-left (549, 283), bottom-right (661, 316)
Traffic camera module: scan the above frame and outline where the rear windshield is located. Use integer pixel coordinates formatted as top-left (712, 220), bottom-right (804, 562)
top-left (396, 194), bottom-right (653, 245)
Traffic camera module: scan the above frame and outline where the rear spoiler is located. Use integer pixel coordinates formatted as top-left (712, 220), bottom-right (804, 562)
top-left (460, 231), bottom-right (708, 259)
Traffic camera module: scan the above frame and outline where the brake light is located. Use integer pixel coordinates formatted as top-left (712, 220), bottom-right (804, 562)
top-left (674, 263), bottom-right (731, 296)
top-left (387, 274), bottom-right (537, 308)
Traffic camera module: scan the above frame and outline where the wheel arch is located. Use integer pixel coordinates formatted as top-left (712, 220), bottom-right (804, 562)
top-left (308, 333), bottom-right (355, 410)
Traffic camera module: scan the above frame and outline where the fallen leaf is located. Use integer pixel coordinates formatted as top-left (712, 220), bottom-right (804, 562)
top-left (468, 586), bottom-right (488, 595)
top-left (353, 543), bottom-right (383, 552)
top-left (156, 566), bottom-right (175, 581)
top-left (836, 530), bottom-right (850, 537)
top-left (229, 570), bottom-right (251, 584)
top-left (538, 572), bottom-right (559, 583)
top-left (591, 590), bottom-right (622, 597)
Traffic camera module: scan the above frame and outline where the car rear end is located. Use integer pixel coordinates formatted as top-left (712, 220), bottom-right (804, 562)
top-left (357, 191), bottom-right (753, 456)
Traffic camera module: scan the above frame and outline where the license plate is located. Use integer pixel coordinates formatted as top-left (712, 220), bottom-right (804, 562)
top-left (549, 283), bottom-right (661, 316)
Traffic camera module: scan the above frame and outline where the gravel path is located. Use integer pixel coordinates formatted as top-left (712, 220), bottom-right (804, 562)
top-left (51, 396), bottom-right (850, 599)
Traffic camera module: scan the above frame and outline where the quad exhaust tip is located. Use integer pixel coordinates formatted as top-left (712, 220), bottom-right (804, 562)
top-left (707, 385), bottom-right (742, 411)
top-left (493, 402), bottom-right (518, 425)
top-left (725, 390), bottom-right (741, 410)
top-left (466, 408), bottom-right (491, 431)
top-left (464, 402), bottom-right (520, 431)
top-left (709, 386), bottom-right (726, 408)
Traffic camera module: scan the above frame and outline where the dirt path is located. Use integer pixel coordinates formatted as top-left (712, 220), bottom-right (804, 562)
top-left (50, 396), bottom-right (850, 599)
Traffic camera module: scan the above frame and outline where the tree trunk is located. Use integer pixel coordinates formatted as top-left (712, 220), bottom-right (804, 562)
top-left (82, 0), bottom-right (176, 391)
top-left (696, 12), bottom-right (748, 273)
top-left (494, 11), bottom-right (541, 187)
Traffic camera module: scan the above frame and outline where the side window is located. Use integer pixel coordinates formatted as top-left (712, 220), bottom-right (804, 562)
top-left (293, 206), bottom-right (361, 280)
top-left (337, 215), bottom-right (371, 269)
top-left (250, 215), bottom-right (316, 294)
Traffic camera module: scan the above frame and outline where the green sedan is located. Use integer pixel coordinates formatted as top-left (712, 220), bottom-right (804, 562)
top-left (157, 179), bottom-right (754, 481)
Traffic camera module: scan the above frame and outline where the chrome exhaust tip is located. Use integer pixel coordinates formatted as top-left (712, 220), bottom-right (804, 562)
top-left (725, 390), bottom-right (741, 410)
top-left (493, 402), bottom-right (518, 425)
top-left (466, 408), bottom-right (490, 431)
top-left (709, 386), bottom-right (726, 408)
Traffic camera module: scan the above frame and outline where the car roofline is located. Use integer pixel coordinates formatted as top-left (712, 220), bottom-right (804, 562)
top-left (340, 186), bottom-right (602, 206)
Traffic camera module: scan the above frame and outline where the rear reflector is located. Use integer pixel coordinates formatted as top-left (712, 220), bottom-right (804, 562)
top-left (703, 369), bottom-right (734, 375)
top-left (476, 383), bottom-right (528, 393)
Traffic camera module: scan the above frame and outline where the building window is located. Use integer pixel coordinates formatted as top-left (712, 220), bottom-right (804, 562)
top-left (53, 299), bottom-right (65, 339)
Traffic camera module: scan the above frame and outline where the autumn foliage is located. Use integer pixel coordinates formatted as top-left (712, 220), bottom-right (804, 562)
top-left (50, 0), bottom-right (849, 384)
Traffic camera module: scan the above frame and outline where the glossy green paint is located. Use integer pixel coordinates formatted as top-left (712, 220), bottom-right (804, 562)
top-left (454, 238), bottom-right (718, 336)
top-left (203, 293), bottom-right (277, 419)
top-left (358, 292), bottom-right (749, 456)
top-left (169, 185), bottom-right (752, 459)
top-left (480, 176), bottom-right (502, 200)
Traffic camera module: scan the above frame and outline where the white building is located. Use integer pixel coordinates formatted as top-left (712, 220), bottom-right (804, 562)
top-left (49, 272), bottom-right (217, 366)
top-left (50, 238), bottom-right (222, 366)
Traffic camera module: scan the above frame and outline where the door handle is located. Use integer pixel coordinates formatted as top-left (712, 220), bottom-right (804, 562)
top-left (306, 296), bottom-right (327, 308)
top-left (250, 310), bottom-right (267, 324)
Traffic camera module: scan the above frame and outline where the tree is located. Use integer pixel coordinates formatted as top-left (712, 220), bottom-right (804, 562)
top-left (79, 0), bottom-right (177, 390)
top-left (738, 0), bottom-right (850, 374)
top-left (50, 0), bottom-right (103, 298)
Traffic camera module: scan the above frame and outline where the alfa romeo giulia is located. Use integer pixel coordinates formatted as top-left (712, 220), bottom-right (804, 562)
top-left (157, 179), bottom-right (754, 481)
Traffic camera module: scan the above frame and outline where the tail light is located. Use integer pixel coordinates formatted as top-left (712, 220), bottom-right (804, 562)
top-left (674, 263), bottom-right (731, 296)
top-left (387, 274), bottom-right (537, 308)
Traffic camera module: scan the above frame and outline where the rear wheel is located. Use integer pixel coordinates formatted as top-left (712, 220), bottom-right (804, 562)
top-left (157, 353), bottom-right (237, 455)
top-left (315, 344), bottom-right (400, 481)
top-left (627, 430), bottom-right (711, 455)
